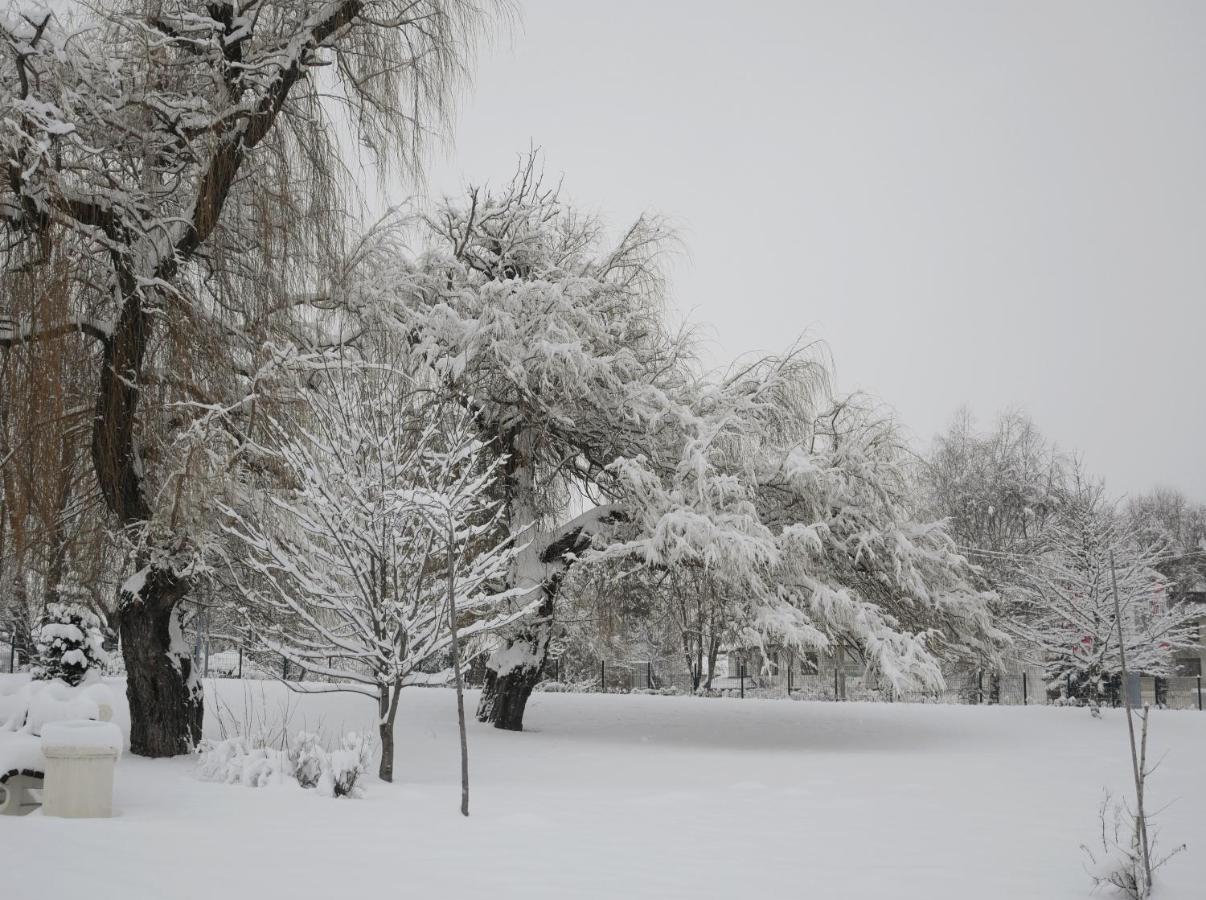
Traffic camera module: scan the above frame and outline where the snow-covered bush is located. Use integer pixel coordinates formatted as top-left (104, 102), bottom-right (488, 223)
top-left (197, 736), bottom-right (290, 788)
top-left (197, 730), bottom-right (377, 798)
top-left (289, 732), bottom-right (326, 790)
top-left (318, 733), bottom-right (374, 799)
top-left (32, 598), bottom-right (109, 686)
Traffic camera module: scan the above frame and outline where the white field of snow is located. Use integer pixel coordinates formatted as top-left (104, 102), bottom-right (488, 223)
top-left (3, 677), bottom-right (1206, 900)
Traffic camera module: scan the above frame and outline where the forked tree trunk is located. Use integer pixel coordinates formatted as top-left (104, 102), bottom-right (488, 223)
top-left (118, 568), bottom-right (202, 757)
top-left (476, 594), bottom-right (553, 731)
top-left (475, 503), bottom-right (617, 732)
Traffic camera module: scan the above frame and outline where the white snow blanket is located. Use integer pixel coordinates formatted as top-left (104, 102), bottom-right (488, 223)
top-left (0, 678), bottom-right (1204, 900)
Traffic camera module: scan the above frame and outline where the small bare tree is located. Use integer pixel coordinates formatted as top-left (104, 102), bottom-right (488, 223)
top-left (400, 412), bottom-right (527, 815)
top-left (1082, 552), bottom-right (1187, 898)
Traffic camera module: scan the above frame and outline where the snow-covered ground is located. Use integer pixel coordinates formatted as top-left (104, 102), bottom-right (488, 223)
top-left (4, 677), bottom-right (1206, 899)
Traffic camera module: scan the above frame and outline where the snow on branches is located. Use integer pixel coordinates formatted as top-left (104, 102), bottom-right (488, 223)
top-left (218, 355), bottom-right (526, 780)
top-left (608, 380), bottom-right (1006, 694)
top-left (1015, 479), bottom-right (1203, 704)
top-left (32, 592), bottom-right (110, 687)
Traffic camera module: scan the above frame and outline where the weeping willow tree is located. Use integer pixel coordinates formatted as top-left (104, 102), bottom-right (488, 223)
top-left (0, 0), bottom-right (497, 756)
top-left (0, 245), bottom-right (112, 665)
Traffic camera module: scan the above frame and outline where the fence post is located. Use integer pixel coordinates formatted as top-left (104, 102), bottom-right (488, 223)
top-left (977, 669), bottom-right (984, 705)
top-left (8, 635), bottom-right (14, 673)
top-left (1198, 674), bottom-right (1202, 711)
top-left (282, 657), bottom-right (288, 681)
top-left (1066, 673), bottom-right (1072, 701)
top-left (1022, 671), bottom-right (1028, 706)
top-left (237, 646), bottom-right (243, 680)
top-left (787, 664), bottom-right (792, 696)
top-left (600, 660), bottom-right (605, 692)
top-left (740, 661), bottom-right (745, 699)
top-left (833, 663), bottom-right (839, 700)
top-left (647, 660), bottom-right (653, 690)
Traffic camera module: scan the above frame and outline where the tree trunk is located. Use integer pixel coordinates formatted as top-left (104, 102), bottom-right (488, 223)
top-left (118, 568), bottom-right (202, 757)
top-left (97, 288), bottom-right (205, 757)
top-left (476, 658), bottom-right (545, 731)
top-left (377, 709), bottom-right (395, 783)
top-left (474, 499), bottom-right (616, 732)
top-left (475, 594), bottom-right (552, 731)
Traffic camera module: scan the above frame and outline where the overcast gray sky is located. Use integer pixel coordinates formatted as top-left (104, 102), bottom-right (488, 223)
top-left (416, 0), bottom-right (1206, 499)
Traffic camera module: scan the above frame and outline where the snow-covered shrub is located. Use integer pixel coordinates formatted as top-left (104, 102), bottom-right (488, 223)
top-left (197, 730), bottom-right (377, 797)
top-left (317, 733), bottom-right (374, 799)
top-left (536, 679), bottom-right (598, 693)
top-left (289, 731), bottom-right (326, 789)
top-left (32, 599), bottom-right (109, 686)
top-left (1082, 792), bottom-right (1185, 899)
top-left (197, 736), bottom-right (291, 787)
top-left (630, 686), bottom-right (687, 697)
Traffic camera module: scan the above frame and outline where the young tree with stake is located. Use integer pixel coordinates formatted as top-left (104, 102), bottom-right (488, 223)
top-left (399, 412), bottom-right (522, 815)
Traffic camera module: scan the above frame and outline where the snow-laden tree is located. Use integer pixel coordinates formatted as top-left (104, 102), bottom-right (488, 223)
top-left (220, 357), bottom-right (526, 781)
top-left (1016, 477), bottom-right (1202, 704)
top-left (0, 0), bottom-right (494, 755)
top-left (379, 159), bottom-right (693, 729)
top-left (607, 375), bottom-right (1008, 695)
top-left (32, 583), bottom-right (110, 686)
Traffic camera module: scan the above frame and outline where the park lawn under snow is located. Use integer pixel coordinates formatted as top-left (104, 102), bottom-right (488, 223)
top-left (4, 678), bottom-right (1206, 900)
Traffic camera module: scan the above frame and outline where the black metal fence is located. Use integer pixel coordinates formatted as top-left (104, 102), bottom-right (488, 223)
top-left (7, 631), bottom-right (1204, 712)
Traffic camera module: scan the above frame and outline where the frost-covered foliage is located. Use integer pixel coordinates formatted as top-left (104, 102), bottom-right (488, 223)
top-left (220, 355), bottom-right (524, 779)
top-left (197, 730), bottom-right (375, 798)
top-left (1017, 477), bottom-right (1203, 704)
top-left (606, 383), bottom-right (1008, 694)
top-left (32, 594), bottom-right (109, 686)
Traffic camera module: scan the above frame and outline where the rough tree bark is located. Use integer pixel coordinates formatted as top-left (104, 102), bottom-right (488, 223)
top-left (118, 566), bottom-right (202, 756)
top-left (475, 592), bottom-right (553, 731)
